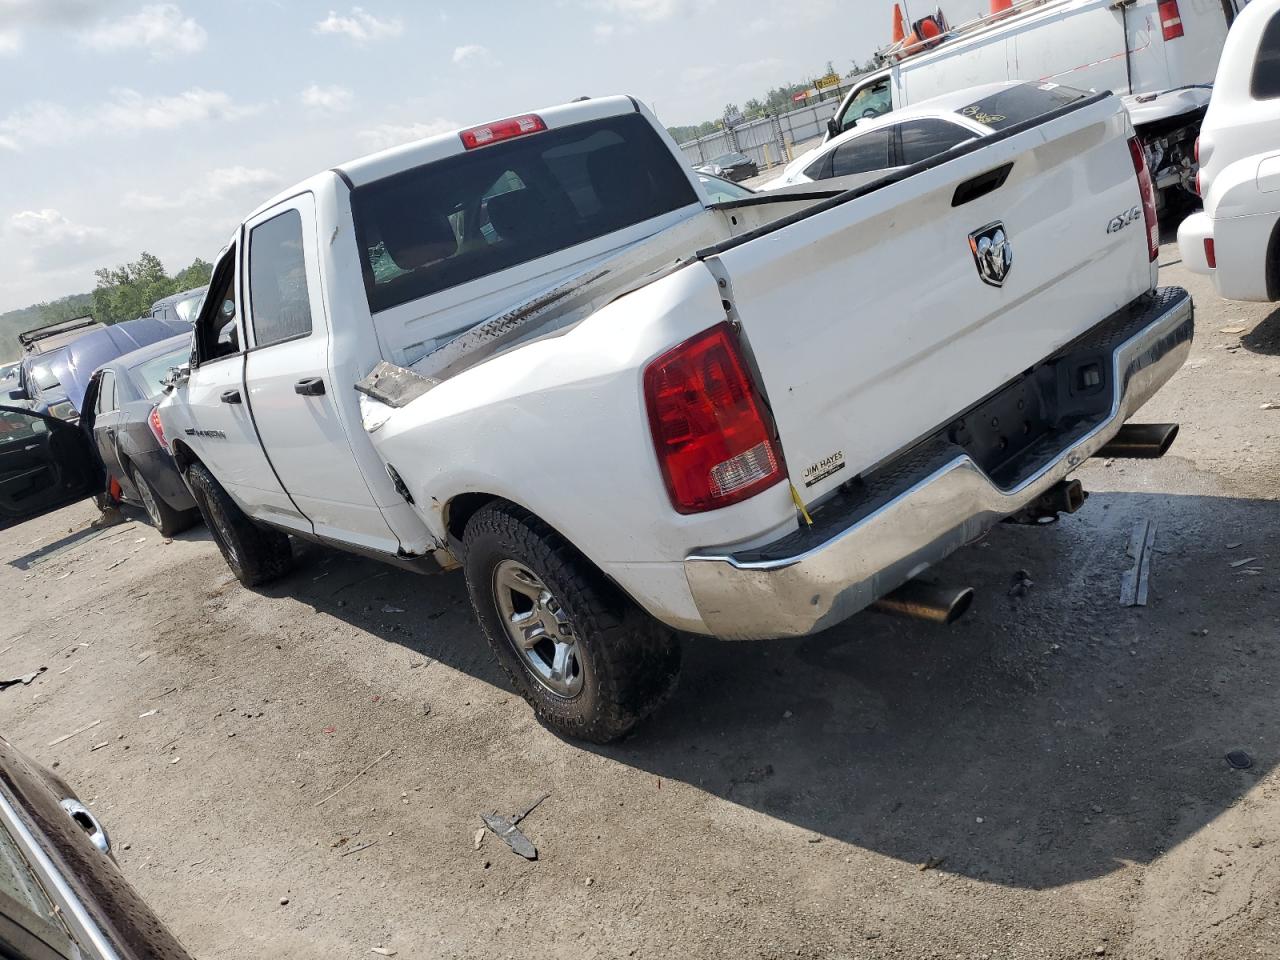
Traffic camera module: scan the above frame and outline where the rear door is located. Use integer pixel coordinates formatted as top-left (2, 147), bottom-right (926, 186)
top-left (241, 196), bottom-right (400, 553)
top-left (0, 406), bottom-right (101, 531)
top-left (706, 91), bottom-right (1153, 504)
top-left (89, 369), bottom-right (125, 481)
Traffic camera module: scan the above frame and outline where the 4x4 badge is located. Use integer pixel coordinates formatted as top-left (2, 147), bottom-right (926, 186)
top-left (969, 221), bottom-right (1013, 287)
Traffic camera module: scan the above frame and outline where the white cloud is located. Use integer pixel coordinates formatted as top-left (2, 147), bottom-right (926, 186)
top-left (586, 0), bottom-right (685, 22)
top-left (451, 43), bottom-right (489, 64)
top-left (300, 83), bottom-right (353, 112)
top-left (314, 6), bottom-right (403, 43)
top-left (0, 29), bottom-right (21, 54)
top-left (356, 119), bottom-right (457, 152)
top-left (80, 4), bottom-right (206, 58)
top-left (7, 209), bottom-right (113, 271)
top-left (122, 165), bottom-right (280, 211)
top-left (0, 88), bottom-right (262, 150)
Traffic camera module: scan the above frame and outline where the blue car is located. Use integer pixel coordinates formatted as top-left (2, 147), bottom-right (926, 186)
top-left (9, 316), bottom-right (191, 422)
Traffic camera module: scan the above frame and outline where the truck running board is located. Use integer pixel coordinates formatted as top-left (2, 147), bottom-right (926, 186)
top-left (1094, 422), bottom-right (1179, 459)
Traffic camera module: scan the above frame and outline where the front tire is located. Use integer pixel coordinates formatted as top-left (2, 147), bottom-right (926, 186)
top-left (462, 502), bottom-right (681, 743)
top-left (128, 462), bottom-right (197, 537)
top-left (185, 463), bottom-right (293, 586)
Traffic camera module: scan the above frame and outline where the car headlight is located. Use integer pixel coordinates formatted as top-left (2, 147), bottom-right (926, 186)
top-left (47, 401), bottom-right (78, 421)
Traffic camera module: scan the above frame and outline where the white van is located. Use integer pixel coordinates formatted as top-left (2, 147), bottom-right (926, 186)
top-left (826, 0), bottom-right (1246, 200)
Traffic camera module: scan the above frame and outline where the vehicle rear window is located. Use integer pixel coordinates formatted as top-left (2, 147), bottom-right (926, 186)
top-left (132, 345), bottom-right (192, 399)
top-left (957, 83), bottom-right (1090, 131)
top-left (1253, 11), bottom-right (1280, 100)
top-left (350, 112), bottom-right (699, 314)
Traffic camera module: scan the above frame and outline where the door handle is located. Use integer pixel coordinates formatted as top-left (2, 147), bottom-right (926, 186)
top-left (220, 390), bottom-right (242, 404)
top-left (294, 377), bottom-right (325, 397)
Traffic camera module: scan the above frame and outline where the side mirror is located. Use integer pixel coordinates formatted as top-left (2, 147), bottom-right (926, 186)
top-left (826, 117), bottom-right (842, 138)
top-left (8, 388), bottom-right (28, 402)
top-left (161, 363), bottom-right (191, 392)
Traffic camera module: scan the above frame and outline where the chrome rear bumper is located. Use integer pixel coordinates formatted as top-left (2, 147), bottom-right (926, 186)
top-left (684, 287), bottom-right (1194, 641)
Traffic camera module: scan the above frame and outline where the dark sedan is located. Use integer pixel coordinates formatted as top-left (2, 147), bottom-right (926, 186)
top-left (0, 734), bottom-right (194, 958)
top-left (695, 151), bottom-right (759, 182)
top-left (80, 335), bottom-right (199, 536)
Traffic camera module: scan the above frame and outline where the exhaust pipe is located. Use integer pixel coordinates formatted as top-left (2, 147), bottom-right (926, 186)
top-left (871, 580), bottom-right (975, 625)
top-left (1007, 478), bottom-right (1088, 524)
top-left (1095, 422), bottom-right (1179, 459)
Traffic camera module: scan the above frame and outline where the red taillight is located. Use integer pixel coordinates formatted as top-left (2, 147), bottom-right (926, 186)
top-left (459, 114), bottom-right (546, 150)
top-left (1128, 136), bottom-right (1160, 262)
top-left (148, 405), bottom-right (167, 450)
top-left (1204, 238), bottom-right (1217, 269)
top-left (644, 322), bottom-right (784, 514)
top-left (1158, 0), bottom-right (1184, 40)
top-left (1194, 137), bottom-right (1200, 164)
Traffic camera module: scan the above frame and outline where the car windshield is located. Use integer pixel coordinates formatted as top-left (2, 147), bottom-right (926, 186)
top-left (132, 345), bottom-right (192, 399)
top-left (698, 174), bottom-right (753, 203)
top-left (29, 360), bottom-right (60, 392)
top-left (350, 112), bottom-right (698, 313)
top-left (957, 83), bottom-right (1090, 130)
top-left (173, 291), bottom-right (206, 323)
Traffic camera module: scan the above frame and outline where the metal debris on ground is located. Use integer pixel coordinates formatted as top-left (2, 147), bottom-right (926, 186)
top-left (1226, 750), bottom-right (1254, 770)
top-left (89, 741), bottom-right (110, 752)
top-left (1119, 520), bottom-right (1157, 607)
top-left (481, 791), bottom-right (551, 861)
top-left (0, 667), bottom-right (46, 690)
top-left (48, 719), bottom-right (101, 747)
top-left (1227, 541), bottom-right (1243, 549)
top-left (314, 748), bottom-right (393, 807)
top-left (1229, 556), bottom-right (1259, 568)
top-left (473, 827), bottom-right (485, 850)
top-left (1219, 324), bottom-right (1248, 334)
top-left (138, 709), bottom-right (158, 719)
top-left (371, 948), bottom-right (397, 956)
top-left (381, 605), bottom-right (405, 614)
top-left (919, 855), bottom-right (946, 871)
top-left (1261, 402), bottom-right (1280, 410)
top-left (340, 839), bottom-right (378, 858)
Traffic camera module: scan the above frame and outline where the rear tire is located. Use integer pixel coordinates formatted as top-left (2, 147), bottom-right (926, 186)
top-left (462, 502), bottom-right (681, 743)
top-left (128, 462), bottom-right (197, 537)
top-left (185, 463), bottom-right (293, 586)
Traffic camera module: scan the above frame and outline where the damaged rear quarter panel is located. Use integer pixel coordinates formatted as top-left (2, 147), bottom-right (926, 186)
top-left (362, 263), bottom-right (796, 625)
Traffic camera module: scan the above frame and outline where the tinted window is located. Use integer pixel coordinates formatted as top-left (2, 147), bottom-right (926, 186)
top-left (957, 83), bottom-right (1090, 130)
top-left (351, 113), bottom-right (699, 314)
top-left (829, 128), bottom-right (894, 178)
top-left (899, 118), bottom-right (977, 165)
top-left (249, 209), bottom-right (314, 347)
top-left (1253, 12), bottom-right (1280, 100)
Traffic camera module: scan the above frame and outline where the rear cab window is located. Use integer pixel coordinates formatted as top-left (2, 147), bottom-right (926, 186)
top-left (350, 112), bottom-right (699, 314)
top-left (956, 83), bottom-right (1091, 130)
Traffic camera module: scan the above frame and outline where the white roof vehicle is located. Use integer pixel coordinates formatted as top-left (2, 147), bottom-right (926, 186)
top-left (0, 90), bottom-right (1192, 742)
top-left (825, 0), bottom-right (1247, 199)
top-left (1178, 0), bottom-right (1280, 300)
top-left (765, 82), bottom-right (1024, 190)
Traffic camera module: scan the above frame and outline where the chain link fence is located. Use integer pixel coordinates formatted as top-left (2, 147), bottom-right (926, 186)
top-left (676, 98), bottom-right (843, 172)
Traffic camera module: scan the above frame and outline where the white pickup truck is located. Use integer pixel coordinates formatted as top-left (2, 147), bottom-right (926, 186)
top-left (0, 88), bottom-right (1193, 742)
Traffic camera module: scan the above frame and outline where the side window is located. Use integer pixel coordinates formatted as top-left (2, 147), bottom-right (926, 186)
top-left (839, 78), bottom-right (892, 132)
top-left (898, 119), bottom-right (977, 166)
top-left (828, 129), bottom-right (894, 179)
top-left (1253, 11), bottom-right (1280, 100)
top-left (248, 209), bottom-right (314, 348)
top-left (196, 248), bottom-right (240, 363)
top-left (96, 371), bottom-right (116, 414)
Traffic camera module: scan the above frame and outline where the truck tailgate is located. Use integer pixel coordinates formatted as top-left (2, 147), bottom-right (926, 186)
top-left (703, 94), bottom-right (1154, 503)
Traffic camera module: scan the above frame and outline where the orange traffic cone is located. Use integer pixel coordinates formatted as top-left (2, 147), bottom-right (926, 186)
top-left (891, 3), bottom-right (906, 43)
top-left (990, 0), bottom-right (1014, 15)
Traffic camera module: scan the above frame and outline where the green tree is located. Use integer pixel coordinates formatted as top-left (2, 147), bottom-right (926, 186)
top-left (90, 252), bottom-right (212, 325)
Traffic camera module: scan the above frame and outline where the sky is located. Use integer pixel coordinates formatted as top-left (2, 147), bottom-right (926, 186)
top-left (0, 0), bottom-right (989, 313)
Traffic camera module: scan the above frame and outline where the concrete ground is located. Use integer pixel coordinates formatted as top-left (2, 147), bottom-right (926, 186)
top-left (3, 236), bottom-right (1280, 959)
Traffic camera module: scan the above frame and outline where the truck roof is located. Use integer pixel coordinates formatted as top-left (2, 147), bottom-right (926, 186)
top-left (243, 95), bottom-right (643, 224)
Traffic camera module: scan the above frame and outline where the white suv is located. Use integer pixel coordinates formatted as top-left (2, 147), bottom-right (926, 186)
top-left (1179, 0), bottom-right (1280, 301)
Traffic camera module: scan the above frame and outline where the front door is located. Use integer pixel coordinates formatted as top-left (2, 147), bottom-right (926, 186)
top-left (89, 369), bottom-right (126, 483)
top-left (241, 195), bottom-right (399, 553)
top-left (0, 406), bottom-right (102, 531)
top-left (182, 242), bottom-right (305, 531)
